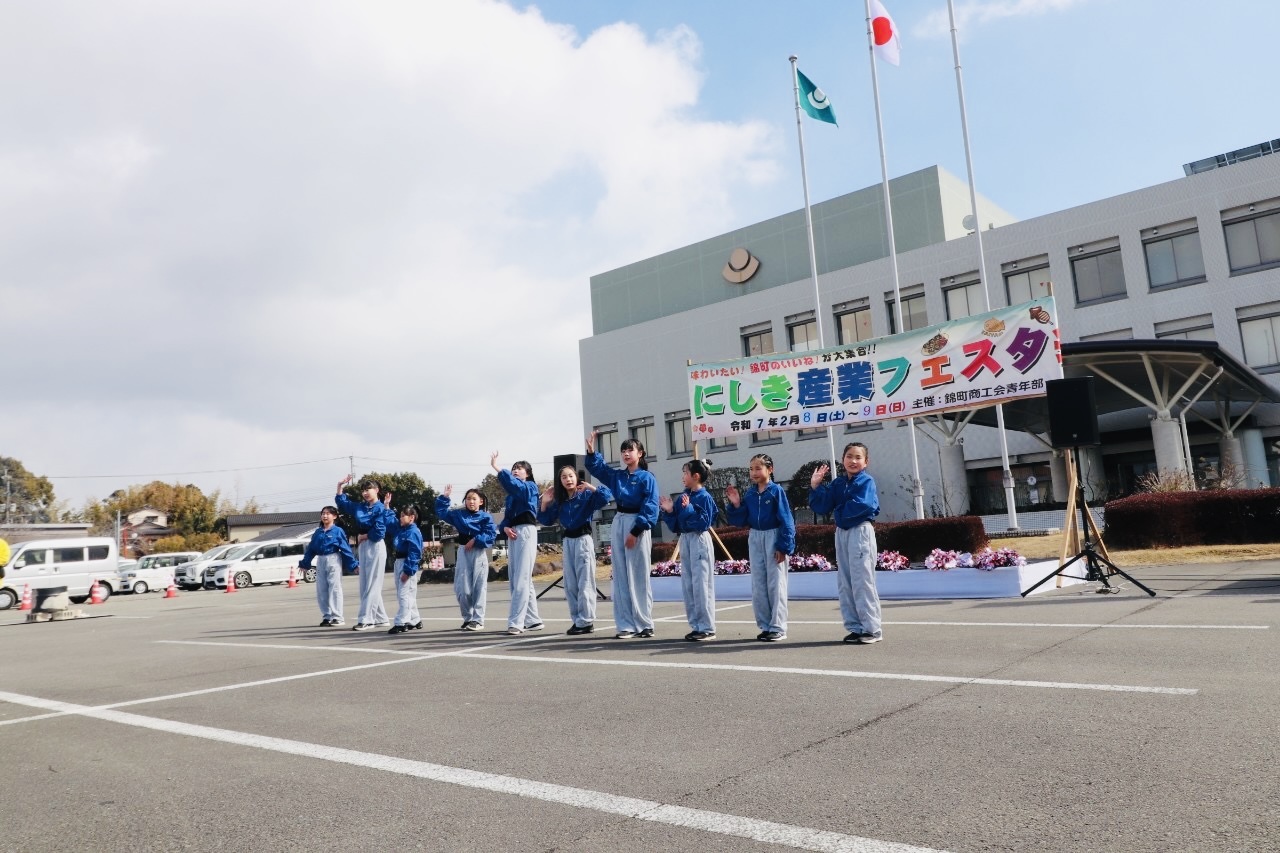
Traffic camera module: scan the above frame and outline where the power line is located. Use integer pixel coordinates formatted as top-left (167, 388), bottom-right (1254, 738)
top-left (45, 456), bottom-right (350, 480)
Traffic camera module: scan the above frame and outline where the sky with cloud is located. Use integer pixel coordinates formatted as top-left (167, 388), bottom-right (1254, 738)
top-left (3, 0), bottom-right (1277, 514)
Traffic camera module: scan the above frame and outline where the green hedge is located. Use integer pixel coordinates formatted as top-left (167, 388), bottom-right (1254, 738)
top-left (651, 516), bottom-right (988, 563)
top-left (1104, 488), bottom-right (1280, 549)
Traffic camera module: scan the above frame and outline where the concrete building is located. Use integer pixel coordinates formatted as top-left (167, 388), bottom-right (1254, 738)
top-left (579, 149), bottom-right (1280, 530)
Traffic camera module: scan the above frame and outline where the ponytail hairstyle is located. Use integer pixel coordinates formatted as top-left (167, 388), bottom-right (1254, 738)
top-left (842, 442), bottom-right (870, 464)
top-left (511, 460), bottom-right (534, 481)
top-left (399, 505), bottom-right (419, 523)
top-left (749, 453), bottom-right (775, 481)
top-left (683, 457), bottom-right (712, 486)
top-left (619, 437), bottom-right (648, 470)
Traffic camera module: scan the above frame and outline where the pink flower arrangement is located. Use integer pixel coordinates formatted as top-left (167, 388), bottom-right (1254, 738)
top-left (876, 550), bottom-right (910, 571)
top-left (788, 554), bottom-right (834, 572)
top-left (650, 560), bottom-right (682, 577)
top-left (651, 555), bottom-right (832, 576)
top-left (973, 547), bottom-right (1026, 571)
top-left (924, 548), bottom-right (958, 571)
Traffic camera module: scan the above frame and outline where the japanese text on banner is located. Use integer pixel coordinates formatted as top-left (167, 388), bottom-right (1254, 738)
top-left (687, 297), bottom-right (1063, 439)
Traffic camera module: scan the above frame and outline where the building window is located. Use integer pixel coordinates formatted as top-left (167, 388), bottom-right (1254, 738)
top-left (665, 412), bottom-right (692, 457)
top-left (594, 426), bottom-right (619, 464)
top-left (1240, 314), bottom-right (1280, 369)
top-left (835, 306), bottom-right (872, 344)
top-left (751, 430), bottom-right (783, 445)
top-left (741, 326), bottom-right (774, 357)
top-left (796, 428), bottom-right (826, 439)
top-left (1071, 247), bottom-right (1127, 304)
top-left (788, 319), bottom-right (820, 352)
top-left (628, 418), bottom-right (655, 459)
top-left (1144, 231), bottom-right (1206, 289)
top-left (1079, 328), bottom-right (1134, 342)
top-left (1005, 266), bottom-right (1052, 305)
top-left (1154, 315), bottom-right (1215, 341)
top-left (943, 280), bottom-right (985, 320)
top-left (887, 294), bottom-right (927, 334)
top-left (708, 436), bottom-right (737, 451)
top-left (1224, 209), bottom-right (1280, 273)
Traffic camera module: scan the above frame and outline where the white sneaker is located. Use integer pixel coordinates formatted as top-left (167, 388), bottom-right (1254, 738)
top-left (506, 627), bottom-right (523, 636)
top-left (374, 621), bottom-right (391, 628)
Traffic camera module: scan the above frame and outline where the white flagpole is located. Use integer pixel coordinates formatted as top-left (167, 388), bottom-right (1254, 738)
top-left (865, 0), bottom-right (924, 519)
top-left (947, 0), bottom-right (1019, 530)
top-left (789, 55), bottom-right (839, 470)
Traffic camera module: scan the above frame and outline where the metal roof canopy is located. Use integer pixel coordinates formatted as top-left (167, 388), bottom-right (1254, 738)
top-left (943, 341), bottom-right (1280, 436)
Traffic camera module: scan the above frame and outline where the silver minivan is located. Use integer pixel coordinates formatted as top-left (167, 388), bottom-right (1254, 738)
top-left (0, 537), bottom-right (120, 608)
top-left (176, 544), bottom-right (238, 590)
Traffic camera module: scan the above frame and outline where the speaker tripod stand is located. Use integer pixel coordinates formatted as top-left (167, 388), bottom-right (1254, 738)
top-left (1021, 446), bottom-right (1155, 598)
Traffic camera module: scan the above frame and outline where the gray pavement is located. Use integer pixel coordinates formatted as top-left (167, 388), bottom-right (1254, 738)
top-left (1, 560), bottom-right (1277, 852)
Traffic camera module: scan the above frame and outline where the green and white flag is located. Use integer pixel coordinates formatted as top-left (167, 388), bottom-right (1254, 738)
top-left (796, 68), bottom-right (837, 125)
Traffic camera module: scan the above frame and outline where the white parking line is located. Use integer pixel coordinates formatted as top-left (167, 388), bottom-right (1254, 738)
top-left (0, 636), bottom-right (541, 728)
top-left (155, 639), bottom-right (1196, 695)
top-left (451, 652), bottom-right (1197, 695)
top-left (0, 689), bottom-right (946, 853)
top-left (713, 620), bottom-right (1270, 630)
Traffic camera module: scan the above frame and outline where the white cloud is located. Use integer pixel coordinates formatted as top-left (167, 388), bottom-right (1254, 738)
top-left (912, 0), bottom-right (1088, 39)
top-left (0, 0), bottom-right (781, 509)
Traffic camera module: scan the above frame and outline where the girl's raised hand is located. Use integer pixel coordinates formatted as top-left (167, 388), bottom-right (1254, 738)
top-left (585, 431), bottom-right (596, 454)
top-left (489, 451), bottom-right (501, 471)
top-left (382, 491), bottom-right (393, 508)
top-left (540, 486), bottom-right (555, 509)
top-left (725, 484), bottom-right (740, 507)
top-left (659, 496), bottom-right (673, 513)
top-left (810, 464), bottom-right (830, 489)
top-left (443, 485), bottom-right (452, 498)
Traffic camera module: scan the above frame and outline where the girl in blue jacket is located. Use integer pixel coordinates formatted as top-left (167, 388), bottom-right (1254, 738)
top-left (335, 474), bottom-right (397, 631)
top-left (538, 467), bottom-right (613, 635)
top-left (660, 458), bottom-right (719, 641)
top-left (725, 453), bottom-right (796, 642)
top-left (299, 505), bottom-right (358, 627)
top-left (492, 452), bottom-right (543, 636)
top-left (436, 486), bottom-right (497, 631)
top-left (386, 503), bottom-right (424, 634)
top-left (586, 432), bottom-right (659, 639)
top-left (809, 442), bottom-right (882, 644)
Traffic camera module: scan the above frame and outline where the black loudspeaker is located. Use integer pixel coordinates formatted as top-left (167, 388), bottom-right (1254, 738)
top-left (553, 453), bottom-right (586, 481)
top-left (1046, 377), bottom-right (1101, 448)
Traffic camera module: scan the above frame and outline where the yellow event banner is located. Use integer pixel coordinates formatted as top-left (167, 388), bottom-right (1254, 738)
top-left (688, 296), bottom-right (1063, 440)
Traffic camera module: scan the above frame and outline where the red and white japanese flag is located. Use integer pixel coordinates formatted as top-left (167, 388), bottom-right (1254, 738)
top-left (870, 0), bottom-right (901, 66)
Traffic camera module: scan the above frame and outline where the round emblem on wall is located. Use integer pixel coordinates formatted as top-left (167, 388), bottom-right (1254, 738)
top-left (722, 247), bottom-right (760, 284)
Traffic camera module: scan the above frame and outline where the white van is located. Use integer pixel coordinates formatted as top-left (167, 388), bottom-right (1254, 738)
top-left (176, 543), bottom-right (237, 589)
top-left (0, 537), bottom-right (120, 608)
top-left (122, 551), bottom-right (202, 593)
top-left (203, 539), bottom-right (314, 590)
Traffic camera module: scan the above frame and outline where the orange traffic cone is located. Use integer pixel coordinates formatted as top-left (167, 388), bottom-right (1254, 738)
top-left (89, 578), bottom-right (107, 605)
top-left (18, 584), bottom-right (32, 611)
top-left (224, 572), bottom-right (236, 593)
top-left (286, 567), bottom-right (298, 589)
top-left (164, 575), bottom-right (179, 599)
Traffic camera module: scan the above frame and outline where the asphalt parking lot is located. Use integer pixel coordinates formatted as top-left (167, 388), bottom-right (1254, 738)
top-left (2, 560), bottom-right (1277, 853)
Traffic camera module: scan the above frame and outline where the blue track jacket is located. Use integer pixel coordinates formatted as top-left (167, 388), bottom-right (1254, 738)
top-left (725, 481), bottom-right (796, 555)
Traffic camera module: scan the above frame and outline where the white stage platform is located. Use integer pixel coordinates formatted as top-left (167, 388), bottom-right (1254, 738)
top-left (647, 560), bottom-right (1081, 601)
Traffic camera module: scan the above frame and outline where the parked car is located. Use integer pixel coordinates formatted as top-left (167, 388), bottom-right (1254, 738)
top-left (122, 551), bottom-right (202, 593)
top-left (176, 544), bottom-right (238, 590)
top-left (203, 539), bottom-right (314, 590)
top-left (0, 537), bottom-right (120, 607)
